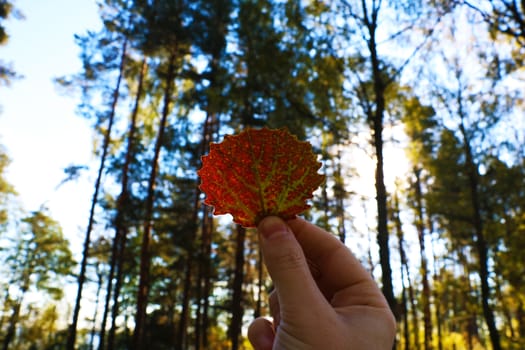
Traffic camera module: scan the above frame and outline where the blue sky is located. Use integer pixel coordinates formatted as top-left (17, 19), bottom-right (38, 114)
top-left (0, 0), bottom-right (101, 253)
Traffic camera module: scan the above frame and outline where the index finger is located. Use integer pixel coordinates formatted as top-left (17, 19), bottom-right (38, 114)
top-left (287, 217), bottom-right (388, 308)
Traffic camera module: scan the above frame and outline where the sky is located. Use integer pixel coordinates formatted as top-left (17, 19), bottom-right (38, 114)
top-left (0, 0), bottom-right (102, 254)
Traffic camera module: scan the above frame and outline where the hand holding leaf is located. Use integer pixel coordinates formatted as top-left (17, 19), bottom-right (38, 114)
top-left (198, 128), bottom-right (324, 227)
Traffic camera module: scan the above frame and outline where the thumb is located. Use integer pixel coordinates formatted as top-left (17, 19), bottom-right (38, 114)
top-left (257, 216), bottom-right (327, 317)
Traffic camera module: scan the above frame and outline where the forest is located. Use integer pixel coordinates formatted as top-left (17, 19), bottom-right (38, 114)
top-left (1, 0), bottom-right (524, 349)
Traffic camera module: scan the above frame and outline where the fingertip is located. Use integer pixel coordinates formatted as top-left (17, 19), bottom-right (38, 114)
top-left (257, 216), bottom-right (290, 240)
top-left (247, 317), bottom-right (275, 350)
top-left (257, 217), bottom-right (305, 281)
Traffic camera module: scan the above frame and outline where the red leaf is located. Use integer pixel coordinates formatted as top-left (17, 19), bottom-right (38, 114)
top-left (198, 127), bottom-right (325, 227)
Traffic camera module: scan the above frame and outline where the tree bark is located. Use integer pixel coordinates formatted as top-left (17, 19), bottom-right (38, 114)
top-left (194, 205), bottom-right (214, 350)
top-left (395, 209), bottom-right (410, 350)
top-left (132, 50), bottom-right (176, 350)
top-left (392, 195), bottom-right (419, 349)
top-left (67, 37), bottom-right (127, 350)
top-left (430, 218), bottom-right (443, 350)
top-left (254, 244), bottom-right (263, 319)
top-left (90, 265), bottom-right (104, 350)
top-left (361, 1), bottom-right (398, 318)
top-left (230, 225), bottom-right (246, 350)
top-left (459, 121), bottom-right (502, 350)
top-left (200, 210), bottom-right (213, 349)
top-left (413, 168), bottom-right (432, 349)
top-left (177, 109), bottom-right (218, 350)
top-left (334, 149), bottom-right (346, 243)
top-left (107, 57), bottom-right (147, 350)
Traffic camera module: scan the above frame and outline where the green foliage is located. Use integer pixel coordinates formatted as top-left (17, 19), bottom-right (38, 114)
top-left (0, 209), bottom-right (75, 348)
top-left (5, 209), bottom-right (75, 296)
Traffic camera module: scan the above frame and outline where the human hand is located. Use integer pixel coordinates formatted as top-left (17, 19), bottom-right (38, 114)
top-left (247, 216), bottom-right (396, 350)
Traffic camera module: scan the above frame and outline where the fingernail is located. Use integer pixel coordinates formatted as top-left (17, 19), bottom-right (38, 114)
top-left (257, 216), bottom-right (290, 240)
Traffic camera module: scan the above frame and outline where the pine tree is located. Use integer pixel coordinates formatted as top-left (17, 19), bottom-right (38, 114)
top-left (400, 92), bottom-right (438, 350)
top-left (130, 2), bottom-right (194, 347)
top-left (66, 31), bottom-right (129, 350)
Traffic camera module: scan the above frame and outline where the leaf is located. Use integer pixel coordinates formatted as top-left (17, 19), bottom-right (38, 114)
top-left (198, 127), bottom-right (325, 227)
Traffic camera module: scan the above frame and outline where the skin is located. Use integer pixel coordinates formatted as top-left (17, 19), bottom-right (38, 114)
top-left (248, 216), bottom-right (396, 350)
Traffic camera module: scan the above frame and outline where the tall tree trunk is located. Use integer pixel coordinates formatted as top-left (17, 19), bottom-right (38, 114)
top-left (177, 109), bottom-right (218, 350)
top-left (459, 121), bottom-right (501, 350)
top-left (392, 194), bottom-right (419, 349)
top-left (195, 205), bottom-right (213, 350)
top-left (107, 58), bottom-right (147, 350)
top-left (370, 61), bottom-right (397, 318)
top-left (413, 168), bottom-right (432, 349)
top-left (399, 267), bottom-right (409, 350)
top-left (334, 148), bottom-right (346, 243)
top-left (132, 50), bottom-right (176, 350)
top-left (363, 4), bottom-right (398, 318)
top-left (254, 244), bottom-right (263, 319)
top-left (394, 207), bottom-right (410, 350)
top-left (67, 37), bottom-right (127, 350)
top-left (177, 187), bottom-right (205, 349)
top-left (230, 225), bottom-right (246, 350)
top-left (494, 274), bottom-right (515, 340)
top-left (201, 210), bottom-right (213, 349)
top-left (90, 265), bottom-right (104, 350)
top-left (194, 215), bottom-right (205, 350)
top-left (194, 110), bottom-right (218, 350)
top-left (457, 249), bottom-right (478, 350)
top-left (98, 225), bottom-right (119, 349)
top-left (433, 277), bottom-right (443, 350)
top-left (430, 218), bottom-right (443, 350)
top-left (320, 151), bottom-right (330, 230)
